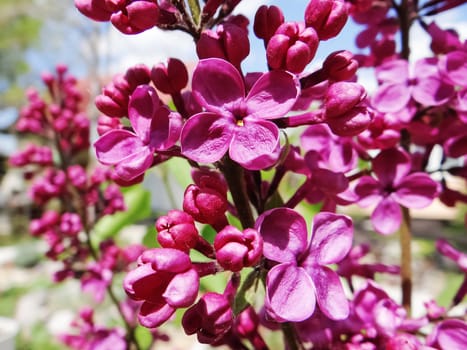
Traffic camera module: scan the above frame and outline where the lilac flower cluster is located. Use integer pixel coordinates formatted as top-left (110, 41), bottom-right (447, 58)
top-left (12, 0), bottom-right (467, 349)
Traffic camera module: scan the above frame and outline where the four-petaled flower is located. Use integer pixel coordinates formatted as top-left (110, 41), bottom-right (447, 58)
top-left (181, 58), bottom-right (300, 170)
top-left (95, 85), bottom-right (182, 181)
top-left (256, 208), bottom-right (353, 322)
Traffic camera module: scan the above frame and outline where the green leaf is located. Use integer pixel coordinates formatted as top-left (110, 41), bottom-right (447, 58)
top-left (93, 184), bottom-right (152, 243)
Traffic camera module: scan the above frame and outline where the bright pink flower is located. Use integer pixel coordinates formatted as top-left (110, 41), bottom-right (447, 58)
top-left (355, 148), bottom-right (439, 235)
top-left (256, 208), bottom-right (353, 322)
top-left (123, 248), bottom-right (199, 328)
top-left (372, 58), bottom-right (455, 113)
top-left (181, 58), bottom-right (299, 170)
top-left (95, 85), bottom-right (182, 181)
top-left (427, 319), bottom-right (467, 350)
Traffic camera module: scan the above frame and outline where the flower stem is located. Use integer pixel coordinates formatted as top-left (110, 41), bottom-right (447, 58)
top-left (400, 205), bottom-right (412, 315)
top-left (219, 157), bottom-right (255, 229)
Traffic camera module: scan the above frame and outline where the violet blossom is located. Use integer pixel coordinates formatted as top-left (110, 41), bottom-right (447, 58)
top-left (256, 208), bottom-right (353, 322)
top-left (355, 147), bottom-right (439, 235)
top-left (95, 85), bottom-right (182, 181)
top-left (181, 58), bottom-right (299, 170)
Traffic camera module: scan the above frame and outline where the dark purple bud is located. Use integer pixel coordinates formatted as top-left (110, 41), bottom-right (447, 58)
top-left (75, 0), bottom-right (113, 21)
top-left (155, 210), bottom-right (199, 252)
top-left (151, 58), bottom-right (189, 94)
top-left (322, 50), bottom-right (358, 81)
top-left (304, 0), bottom-right (348, 40)
top-left (110, 1), bottom-right (159, 35)
top-left (253, 5), bottom-right (284, 44)
top-left (124, 64), bottom-right (151, 90)
top-left (214, 226), bottom-right (263, 272)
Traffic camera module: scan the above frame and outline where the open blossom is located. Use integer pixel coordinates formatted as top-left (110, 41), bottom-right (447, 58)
top-left (181, 58), bottom-right (299, 170)
top-left (355, 147), bottom-right (439, 235)
top-left (123, 248), bottom-right (199, 328)
top-left (95, 85), bottom-right (182, 181)
top-left (256, 208), bottom-right (353, 322)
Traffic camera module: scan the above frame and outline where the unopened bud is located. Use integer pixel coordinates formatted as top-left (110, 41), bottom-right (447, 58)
top-left (322, 50), bottom-right (358, 81)
top-left (253, 5), bottom-right (284, 45)
top-left (305, 0), bottom-right (348, 40)
top-left (325, 82), bottom-right (366, 118)
top-left (151, 58), bottom-right (189, 94)
top-left (155, 210), bottom-right (199, 252)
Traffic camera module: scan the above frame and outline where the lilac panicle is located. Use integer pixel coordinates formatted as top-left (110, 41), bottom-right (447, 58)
top-left (181, 58), bottom-right (299, 170)
top-left (95, 85), bottom-right (182, 181)
top-left (256, 208), bottom-right (353, 322)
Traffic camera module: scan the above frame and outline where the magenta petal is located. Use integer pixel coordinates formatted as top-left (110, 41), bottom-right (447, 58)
top-left (113, 146), bottom-right (153, 181)
top-left (246, 70), bottom-right (299, 119)
top-left (181, 112), bottom-right (234, 164)
top-left (372, 148), bottom-right (411, 187)
top-left (142, 248), bottom-right (192, 272)
top-left (192, 58), bottom-right (245, 112)
top-left (129, 85), bottom-right (160, 143)
top-left (440, 51), bottom-right (467, 87)
top-left (309, 212), bottom-right (353, 265)
top-left (375, 59), bottom-right (409, 84)
top-left (310, 266), bottom-right (349, 320)
top-left (412, 76), bottom-right (454, 107)
top-left (355, 176), bottom-right (383, 207)
top-left (229, 118), bottom-right (280, 170)
top-left (372, 83), bottom-right (411, 113)
top-left (266, 263), bottom-right (316, 322)
top-left (255, 207), bottom-right (308, 263)
top-left (371, 196), bottom-right (402, 235)
top-left (123, 263), bottom-right (163, 301)
top-left (139, 301), bottom-right (175, 328)
top-left (163, 269), bottom-right (199, 307)
top-left (393, 173), bottom-right (439, 209)
top-left (94, 129), bottom-right (145, 165)
top-left (149, 106), bottom-right (182, 150)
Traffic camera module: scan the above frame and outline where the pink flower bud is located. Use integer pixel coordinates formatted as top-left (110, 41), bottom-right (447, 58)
top-left (151, 58), bottom-right (188, 94)
top-left (322, 50), bottom-right (358, 81)
top-left (214, 226), bottom-right (263, 272)
top-left (183, 184), bottom-right (228, 226)
top-left (124, 64), bottom-right (151, 90)
top-left (67, 165), bottom-right (87, 189)
top-left (197, 23), bottom-right (250, 68)
top-left (74, 0), bottom-right (113, 21)
top-left (182, 292), bottom-right (233, 344)
top-left (327, 106), bottom-right (373, 136)
top-left (253, 5), bottom-right (284, 44)
top-left (110, 1), bottom-right (159, 35)
top-left (60, 212), bottom-right (83, 236)
top-left (325, 82), bottom-right (366, 118)
top-left (266, 22), bottom-right (318, 73)
top-left (304, 0), bottom-right (348, 40)
top-left (155, 210), bottom-right (199, 252)
top-left (97, 114), bottom-right (123, 135)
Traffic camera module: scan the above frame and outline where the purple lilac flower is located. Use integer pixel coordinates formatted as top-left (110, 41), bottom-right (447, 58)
top-left (95, 85), bottom-right (182, 181)
top-left (181, 58), bottom-right (299, 170)
top-left (355, 147), bottom-right (439, 235)
top-left (256, 208), bottom-right (353, 322)
top-left (427, 319), bottom-right (467, 350)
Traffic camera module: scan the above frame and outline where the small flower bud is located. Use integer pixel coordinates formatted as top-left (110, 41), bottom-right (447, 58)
top-left (304, 0), bottom-right (348, 40)
top-left (155, 210), bottom-right (199, 252)
top-left (74, 0), bottom-right (113, 21)
top-left (151, 58), bottom-right (189, 94)
top-left (325, 82), bottom-right (366, 118)
top-left (183, 184), bottom-right (228, 226)
top-left (253, 5), bottom-right (284, 45)
top-left (110, 1), bottom-right (160, 35)
top-left (214, 226), bottom-right (263, 272)
top-left (322, 50), bottom-right (358, 81)
top-left (124, 64), bottom-right (151, 90)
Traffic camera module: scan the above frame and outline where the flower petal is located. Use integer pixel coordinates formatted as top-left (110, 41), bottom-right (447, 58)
top-left (371, 196), bottom-right (402, 235)
top-left (372, 83), bottom-right (411, 113)
top-left (308, 212), bottom-right (353, 265)
top-left (394, 173), bottom-right (439, 208)
top-left (139, 300), bottom-right (175, 328)
top-left (94, 129), bottom-right (144, 165)
top-left (114, 145), bottom-right (154, 181)
top-left (354, 176), bottom-right (383, 207)
top-left (309, 266), bottom-right (349, 320)
top-left (265, 263), bottom-right (316, 322)
top-left (246, 70), bottom-right (299, 119)
top-left (181, 112), bottom-right (234, 164)
top-left (141, 248), bottom-right (192, 272)
top-left (412, 76), bottom-right (454, 107)
top-left (163, 268), bottom-right (199, 307)
top-left (192, 58), bottom-right (245, 112)
top-left (128, 85), bottom-right (160, 143)
top-left (255, 208), bottom-right (308, 263)
top-left (372, 148), bottom-right (411, 187)
top-left (229, 118), bottom-right (280, 170)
